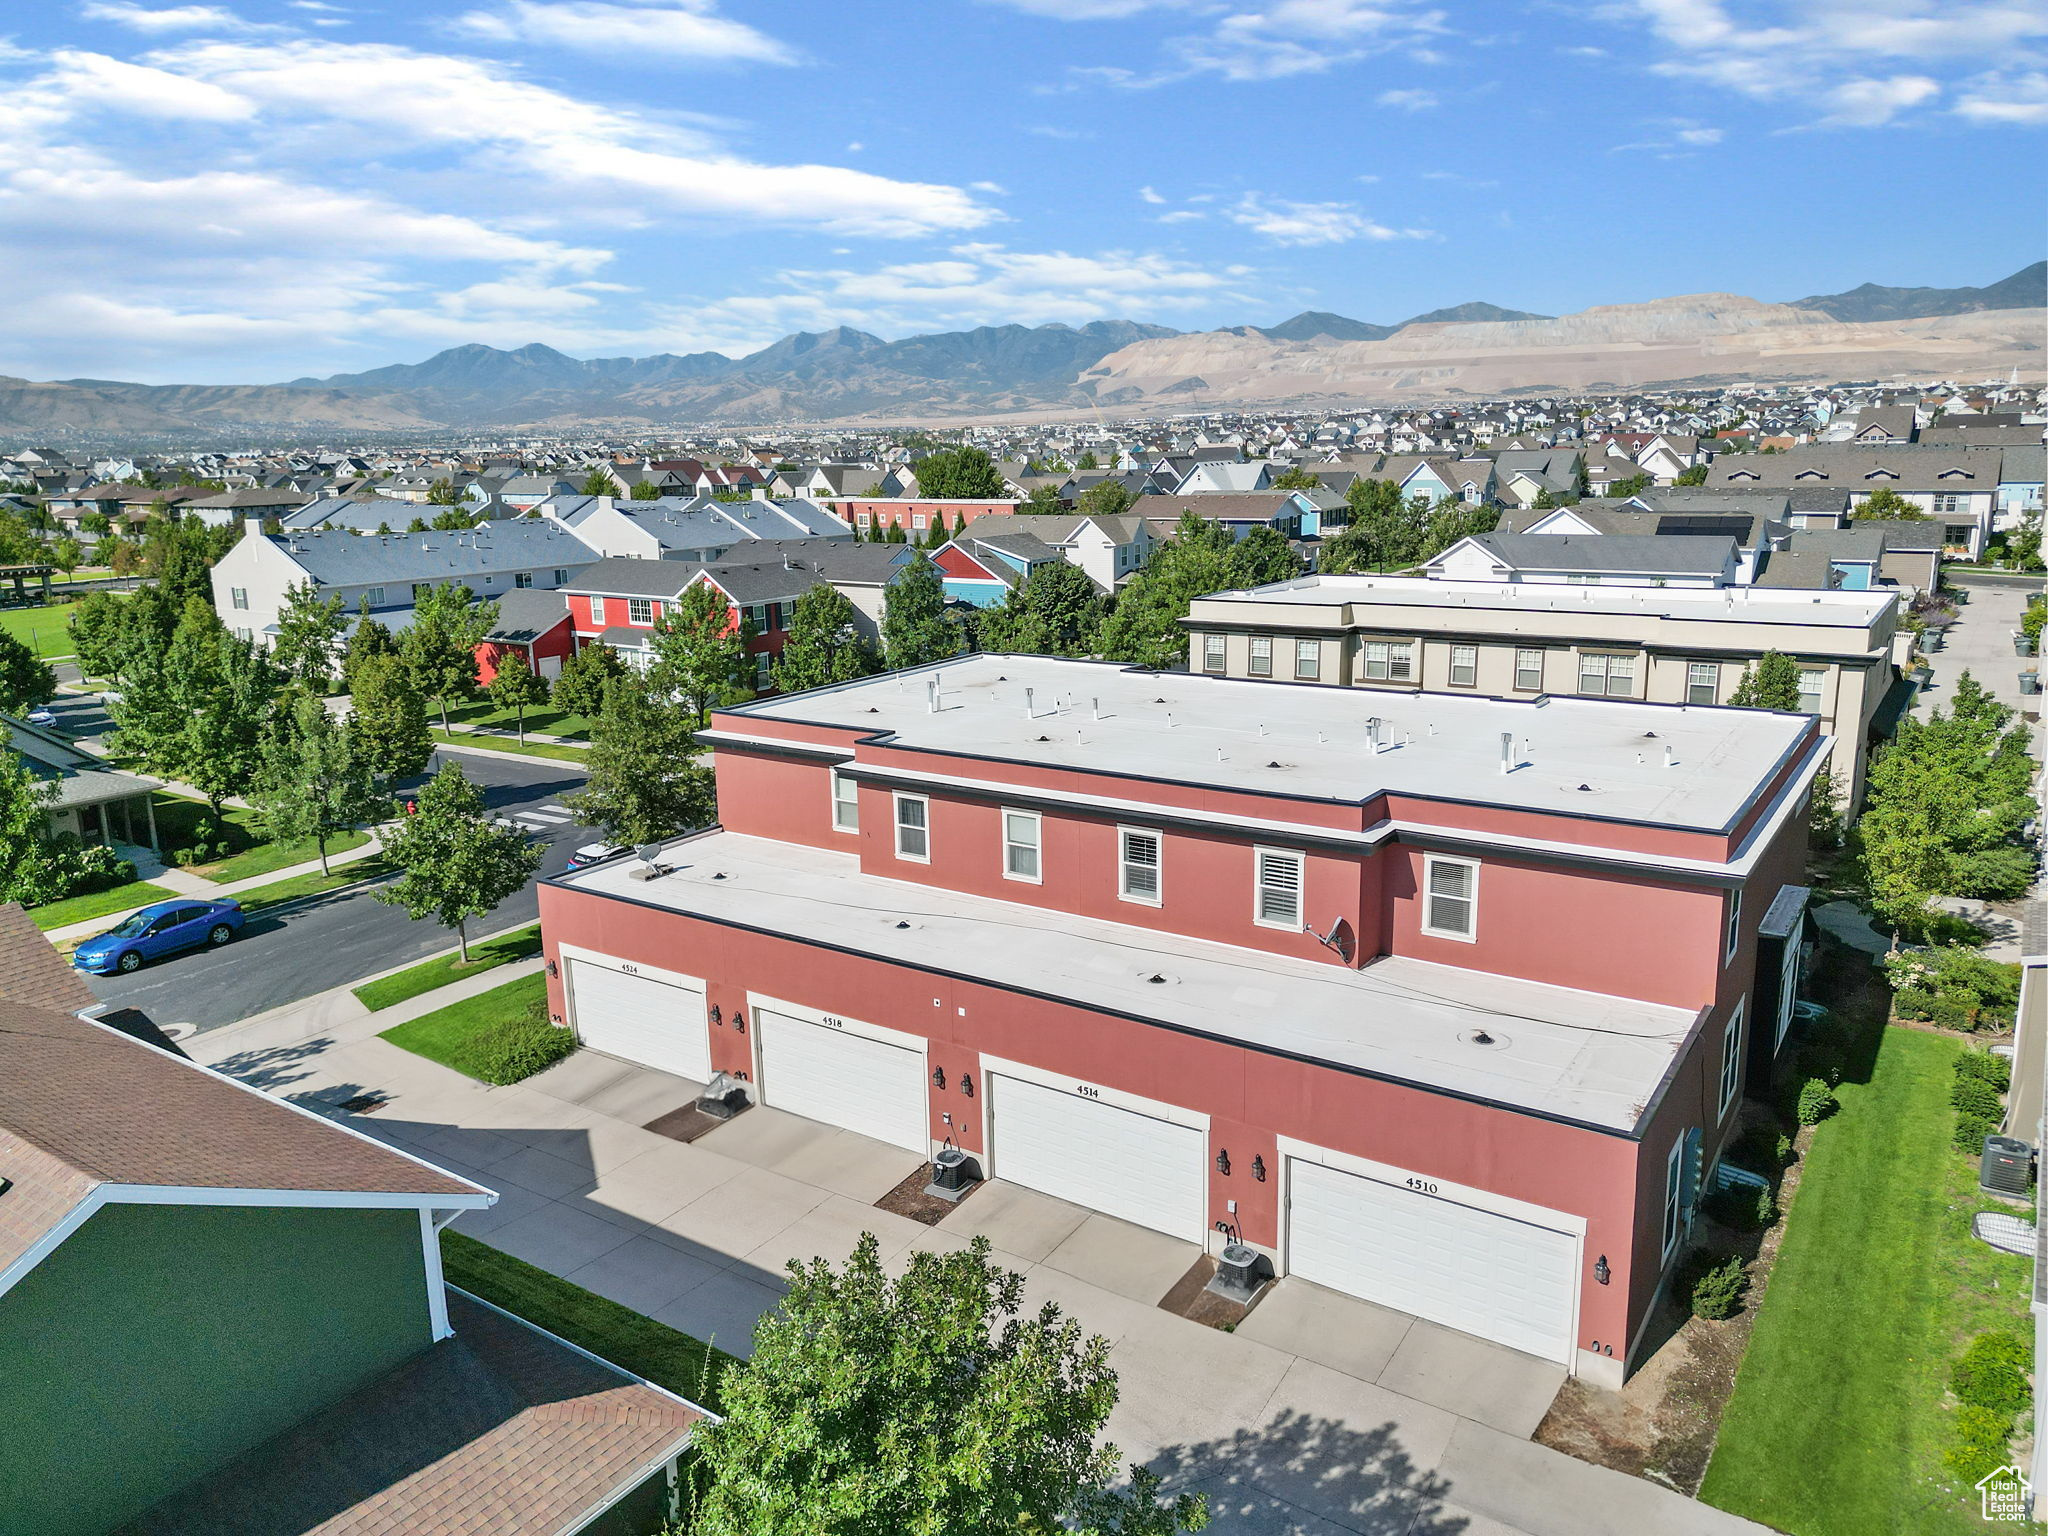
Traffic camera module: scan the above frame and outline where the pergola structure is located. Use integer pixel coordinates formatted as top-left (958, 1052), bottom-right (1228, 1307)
top-left (0, 564), bottom-right (54, 608)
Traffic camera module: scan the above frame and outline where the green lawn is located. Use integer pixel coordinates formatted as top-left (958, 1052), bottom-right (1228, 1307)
top-left (0, 602), bottom-right (80, 660)
top-left (150, 794), bottom-right (371, 883)
top-left (443, 699), bottom-right (595, 740)
top-left (28, 879), bottom-right (177, 931)
top-left (432, 727), bottom-right (589, 764)
top-left (1701, 1026), bottom-right (2032, 1536)
top-left (441, 1229), bottom-right (737, 1408)
top-left (235, 856), bottom-right (392, 916)
top-left (353, 924), bottom-right (541, 1011)
top-left (378, 971), bottom-right (568, 1084)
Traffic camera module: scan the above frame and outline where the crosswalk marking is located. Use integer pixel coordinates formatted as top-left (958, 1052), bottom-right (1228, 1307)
top-left (522, 807), bottom-right (573, 823)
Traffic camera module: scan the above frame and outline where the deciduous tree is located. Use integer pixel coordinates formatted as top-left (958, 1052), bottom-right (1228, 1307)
top-left (647, 582), bottom-right (753, 725)
top-left (1079, 480), bottom-right (1136, 519)
top-left (347, 653), bottom-right (434, 791)
top-left (251, 691), bottom-right (380, 876)
top-left (977, 560), bottom-right (1105, 657)
top-left (567, 674), bottom-right (715, 844)
top-left (772, 585), bottom-right (882, 694)
top-left (0, 632), bottom-right (57, 714)
top-left (913, 446), bottom-right (1007, 500)
top-left (549, 640), bottom-right (628, 721)
top-left (374, 762), bottom-right (542, 963)
top-left (486, 649), bottom-right (548, 742)
top-left (271, 580), bottom-right (350, 691)
top-left (1852, 486), bottom-right (1927, 521)
top-left (1728, 651), bottom-right (1803, 711)
top-left (1097, 513), bottom-right (1237, 671)
top-left (881, 552), bottom-right (962, 670)
top-left (580, 466), bottom-right (618, 497)
top-left (399, 583), bottom-right (498, 731)
top-left (688, 1234), bottom-right (1207, 1536)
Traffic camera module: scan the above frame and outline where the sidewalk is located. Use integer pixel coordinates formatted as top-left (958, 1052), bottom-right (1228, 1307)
top-left (43, 829), bottom-right (388, 946)
top-left (189, 967), bottom-right (1771, 1536)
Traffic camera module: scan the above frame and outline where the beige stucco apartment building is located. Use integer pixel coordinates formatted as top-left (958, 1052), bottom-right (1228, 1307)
top-left (1184, 575), bottom-right (1906, 811)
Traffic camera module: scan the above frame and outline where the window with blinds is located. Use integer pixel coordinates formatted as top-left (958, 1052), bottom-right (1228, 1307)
top-left (1254, 848), bottom-right (1304, 929)
top-left (1423, 856), bottom-right (1477, 939)
top-left (1002, 809), bottom-right (1041, 882)
top-left (1514, 647), bottom-right (1544, 691)
top-left (1119, 828), bottom-right (1161, 904)
top-left (830, 771), bottom-right (858, 832)
top-left (1249, 635), bottom-right (1273, 677)
top-left (894, 794), bottom-right (929, 862)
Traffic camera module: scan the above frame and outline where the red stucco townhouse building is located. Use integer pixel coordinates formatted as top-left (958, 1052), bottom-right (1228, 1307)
top-left (537, 655), bottom-right (1821, 1386)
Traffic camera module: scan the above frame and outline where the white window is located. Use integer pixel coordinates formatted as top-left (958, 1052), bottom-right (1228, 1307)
top-left (1362, 639), bottom-right (1415, 682)
top-left (1687, 661), bottom-right (1719, 706)
top-left (1932, 492), bottom-right (1964, 516)
top-left (628, 597), bottom-right (654, 625)
top-left (830, 770), bottom-right (859, 833)
top-left (590, 595), bottom-right (606, 625)
top-left (1002, 809), bottom-right (1042, 882)
top-left (1422, 855), bottom-right (1478, 940)
top-left (1578, 652), bottom-right (1637, 697)
top-left (553, 569), bottom-right (570, 585)
top-left (515, 571), bottom-right (534, 588)
top-left (1797, 668), bottom-right (1825, 716)
top-left (1201, 633), bottom-right (1226, 674)
top-left (1448, 644), bottom-right (1478, 688)
top-left (230, 587), bottom-right (248, 610)
top-left (1118, 827), bottom-right (1161, 905)
top-left (753, 650), bottom-right (771, 689)
top-left (1254, 847), bottom-right (1304, 930)
top-left (1662, 1138), bottom-right (1687, 1258)
top-left (364, 587), bottom-right (385, 607)
top-left (1295, 639), bottom-right (1320, 681)
top-left (1249, 635), bottom-right (1272, 677)
top-left (894, 794), bottom-right (929, 862)
top-left (1724, 888), bottom-right (1742, 963)
top-left (1719, 999), bottom-right (1745, 1119)
top-left (912, 514), bottom-right (927, 530)
top-left (1513, 647), bottom-right (1544, 691)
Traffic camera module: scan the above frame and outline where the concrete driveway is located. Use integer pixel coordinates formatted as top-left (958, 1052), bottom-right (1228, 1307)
top-left (196, 1011), bottom-right (1765, 1536)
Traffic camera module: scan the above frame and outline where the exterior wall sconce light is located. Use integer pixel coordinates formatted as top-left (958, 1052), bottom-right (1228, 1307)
top-left (1594, 1254), bottom-right (1610, 1286)
top-left (1251, 1155), bottom-right (1266, 1182)
top-left (732, 1012), bottom-right (746, 1034)
top-left (545, 959), bottom-right (558, 978)
top-left (1215, 1149), bottom-right (1231, 1176)
top-left (709, 1005), bottom-right (722, 1025)
top-left (931, 1067), bottom-right (947, 1090)
top-left (549, 1012), bottom-right (564, 1025)
top-left (959, 1073), bottom-right (974, 1097)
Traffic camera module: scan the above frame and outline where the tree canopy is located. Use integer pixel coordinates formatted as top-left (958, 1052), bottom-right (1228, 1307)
top-left (647, 582), bottom-right (753, 725)
top-left (976, 560), bottom-right (1106, 657)
top-left (568, 673), bottom-right (717, 846)
top-left (1852, 485), bottom-right (1928, 521)
top-left (345, 652), bottom-right (435, 792)
top-left (1728, 651), bottom-right (1804, 711)
top-left (773, 584), bottom-right (883, 694)
top-left (374, 761), bottom-right (542, 962)
top-left (913, 446), bottom-right (1008, 500)
top-left (881, 552), bottom-right (962, 670)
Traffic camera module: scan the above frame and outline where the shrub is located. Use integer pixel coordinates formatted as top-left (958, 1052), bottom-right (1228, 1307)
top-left (1944, 1401), bottom-right (2017, 1485)
top-left (1885, 946), bottom-right (2022, 1031)
top-left (1952, 844), bottom-right (2038, 902)
top-left (1775, 1132), bottom-right (1794, 1164)
top-left (1687, 1254), bottom-right (1747, 1320)
top-left (1704, 1181), bottom-right (1776, 1231)
top-left (1953, 1332), bottom-right (2033, 1416)
top-left (1796, 1078), bottom-right (1836, 1125)
top-left (1954, 1112), bottom-right (2001, 1158)
top-left (1952, 1076), bottom-right (2004, 1120)
top-left (470, 1009), bottom-right (579, 1085)
top-left (1892, 985), bottom-right (1936, 1021)
top-left (1956, 1050), bottom-right (2014, 1092)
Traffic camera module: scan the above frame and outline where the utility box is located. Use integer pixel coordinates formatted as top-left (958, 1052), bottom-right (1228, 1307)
top-left (1980, 1135), bottom-right (2033, 1197)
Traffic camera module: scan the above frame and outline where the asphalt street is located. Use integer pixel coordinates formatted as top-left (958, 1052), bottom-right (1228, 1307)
top-left (49, 692), bottom-right (598, 1032)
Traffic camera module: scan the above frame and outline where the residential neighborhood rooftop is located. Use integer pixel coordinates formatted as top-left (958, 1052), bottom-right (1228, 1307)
top-left (718, 654), bottom-right (1818, 834)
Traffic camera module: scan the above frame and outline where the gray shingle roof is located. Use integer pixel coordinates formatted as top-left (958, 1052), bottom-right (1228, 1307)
top-left (1465, 532), bottom-right (1736, 576)
top-left (272, 524), bottom-right (599, 586)
top-left (484, 588), bottom-right (571, 644)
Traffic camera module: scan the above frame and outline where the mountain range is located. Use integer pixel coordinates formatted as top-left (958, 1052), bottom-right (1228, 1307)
top-left (0, 264), bottom-right (2039, 435)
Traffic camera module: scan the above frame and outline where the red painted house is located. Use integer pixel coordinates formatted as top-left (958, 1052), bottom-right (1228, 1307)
top-left (561, 556), bottom-right (814, 690)
top-left (829, 499), bottom-right (1017, 538)
top-left (537, 656), bottom-right (1822, 1386)
top-left (475, 588), bottom-right (574, 685)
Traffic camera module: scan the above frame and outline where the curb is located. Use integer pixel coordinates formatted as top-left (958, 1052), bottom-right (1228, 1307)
top-left (431, 735), bottom-right (590, 772)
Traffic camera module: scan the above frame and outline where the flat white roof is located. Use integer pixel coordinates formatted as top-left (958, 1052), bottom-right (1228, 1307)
top-left (724, 654), bottom-right (1811, 834)
top-left (1200, 573), bottom-right (1896, 629)
top-left (558, 830), bottom-right (1697, 1133)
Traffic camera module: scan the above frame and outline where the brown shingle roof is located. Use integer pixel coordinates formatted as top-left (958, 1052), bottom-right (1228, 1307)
top-left (0, 1000), bottom-right (486, 1281)
top-left (0, 901), bottom-right (96, 1014)
top-left (122, 1290), bottom-right (705, 1536)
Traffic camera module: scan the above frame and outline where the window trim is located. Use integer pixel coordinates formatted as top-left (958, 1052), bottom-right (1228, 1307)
top-left (1293, 638), bottom-right (1320, 681)
top-left (1577, 650), bottom-right (1638, 698)
top-left (589, 595), bottom-right (606, 625)
top-left (893, 792), bottom-right (930, 864)
top-left (1361, 637), bottom-right (1416, 683)
top-left (1248, 634), bottom-right (1273, 678)
top-left (1252, 846), bottom-right (1306, 931)
top-left (627, 596), bottom-right (655, 626)
top-left (1201, 633), bottom-right (1226, 674)
top-left (1661, 1138), bottom-right (1686, 1259)
top-left (1796, 667), bottom-right (1826, 716)
top-left (1117, 825), bottom-right (1162, 906)
top-left (1513, 647), bottom-right (1544, 692)
top-left (829, 769), bottom-right (859, 834)
top-left (1686, 660), bottom-right (1719, 707)
top-left (1718, 999), bottom-right (1745, 1120)
top-left (1447, 643), bottom-right (1478, 689)
top-left (1001, 807), bottom-right (1043, 884)
top-left (1421, 854), bottom-right (1479, 942)
top-left (1724, 888), bottom-right (1742, 964)
top-left (229, 587), bottom-right (248, 610)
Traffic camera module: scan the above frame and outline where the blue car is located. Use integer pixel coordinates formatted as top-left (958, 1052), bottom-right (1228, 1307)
top-left (74, 897), bottom-right (244, 975)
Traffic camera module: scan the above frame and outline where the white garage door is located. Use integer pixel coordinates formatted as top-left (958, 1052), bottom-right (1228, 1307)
top-left (567, 959), bottom-right (710, 1082)
top-left (1287, 1158), bottom-right (1578, 1364)
top-left (755, 1010), bottom-right (928, 1153)
top-left (989, 1075), bottom-right (1206, 1242)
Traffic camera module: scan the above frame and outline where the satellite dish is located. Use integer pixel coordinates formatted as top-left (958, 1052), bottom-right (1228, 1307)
top-left (634, 842), bottom-right (664, 868)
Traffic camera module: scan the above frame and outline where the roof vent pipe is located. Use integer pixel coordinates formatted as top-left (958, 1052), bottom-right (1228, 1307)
top-left (1023, 686), bottom-right (1035, 718)
top-left (1090, 697), bottom-right (1100, 721)
top-left (926, 679), bottom-right (939, 714)
top-left (1499, 731), bottom-right (1514, 774)
top-left (1664, 744), bottom-right (1677, 768)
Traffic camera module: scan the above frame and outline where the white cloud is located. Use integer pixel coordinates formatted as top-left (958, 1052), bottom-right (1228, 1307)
top-left (1675, 125), bottom-right (1723, 144)
top-left (1610, 0), bottom-right (2048, 128)
top-left (982, 0), bottom-right (1184, 16)
top-left (1139, 184), bottom-right (1166, 203)
top-left (1156, 209), bottom-right (1204, 223)
top-left (449, 0), bottom-right (797, 66)
top-left (1376, 87), bottom-right (1437, 109)
top-left (44, 49), bottom-right (256, 119)
top-left (1956, 70), bottom-right (2048, 122)
top-left (78, 2), bottom-right (257, 32)
top-left (1010, 0), bottom-right (1444, 84)
top-left (1226, 192), bottom-right (1431, 245)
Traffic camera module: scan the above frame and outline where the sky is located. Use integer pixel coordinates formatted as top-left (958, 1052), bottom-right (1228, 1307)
top-left (1, 0), bottom-right (2044, 383)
